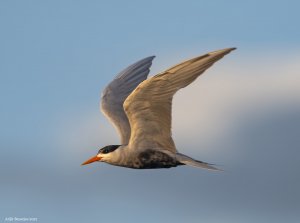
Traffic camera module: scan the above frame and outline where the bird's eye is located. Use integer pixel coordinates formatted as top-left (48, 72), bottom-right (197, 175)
top-left (103, 149), bottom-right (109, 154)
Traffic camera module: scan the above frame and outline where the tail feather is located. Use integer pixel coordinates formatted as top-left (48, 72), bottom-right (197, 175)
top-left (176, 153), bottom-right (222, 171)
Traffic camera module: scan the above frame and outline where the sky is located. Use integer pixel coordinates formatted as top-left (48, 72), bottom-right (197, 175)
top-left (0, 0), bottom-right (300, 222)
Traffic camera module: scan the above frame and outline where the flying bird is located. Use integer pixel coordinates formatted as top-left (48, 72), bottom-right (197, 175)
top-left (82, 48), bottom-right (236, 170)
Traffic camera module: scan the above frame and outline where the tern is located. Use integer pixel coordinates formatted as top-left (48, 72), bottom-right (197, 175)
top-left (82, 48), bottom-right (236, 170)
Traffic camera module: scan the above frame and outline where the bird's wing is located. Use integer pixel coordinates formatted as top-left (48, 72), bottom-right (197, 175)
top-left (101, 56), bottom-right (155, 144)
top-left (124, 48), bottom-right (236, 152)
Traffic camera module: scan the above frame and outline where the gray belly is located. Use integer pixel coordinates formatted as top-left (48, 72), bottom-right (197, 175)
top-left (128, 150), bottom-right (183, 169)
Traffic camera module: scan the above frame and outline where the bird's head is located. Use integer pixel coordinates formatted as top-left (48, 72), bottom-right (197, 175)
top-left (81, 145), bottom-right (121, 165)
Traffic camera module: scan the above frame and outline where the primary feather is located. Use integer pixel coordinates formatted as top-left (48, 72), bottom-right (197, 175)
top-left (101, 56), bottom-right (155, 144)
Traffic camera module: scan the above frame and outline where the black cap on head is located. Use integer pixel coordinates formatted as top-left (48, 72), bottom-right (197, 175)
top-left (98, 145), bottom-right (120, 154)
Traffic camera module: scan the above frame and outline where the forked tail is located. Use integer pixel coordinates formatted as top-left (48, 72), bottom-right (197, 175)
top-left (176, 153), bottom-right (222, 171)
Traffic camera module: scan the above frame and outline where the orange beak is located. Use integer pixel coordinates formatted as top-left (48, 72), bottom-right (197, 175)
top-left (81, 155), bottom-right (101, 166)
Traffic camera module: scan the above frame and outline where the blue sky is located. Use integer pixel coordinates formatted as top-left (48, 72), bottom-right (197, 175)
top-left (1, 1), bottom-right (300, 223)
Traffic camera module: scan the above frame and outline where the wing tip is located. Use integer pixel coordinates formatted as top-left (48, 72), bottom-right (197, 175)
top-left (134, 55), bottom-right (155, 66)
top-left (209, 47), bottom-right (237, 56)
top-left (145, 55), bottom-right (156, 61)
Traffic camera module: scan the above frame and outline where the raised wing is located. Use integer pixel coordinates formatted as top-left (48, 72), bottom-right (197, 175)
top-left (124, 48), bottom-right (236, 152)
top-left (101, 56), bottom-right (155, 144)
